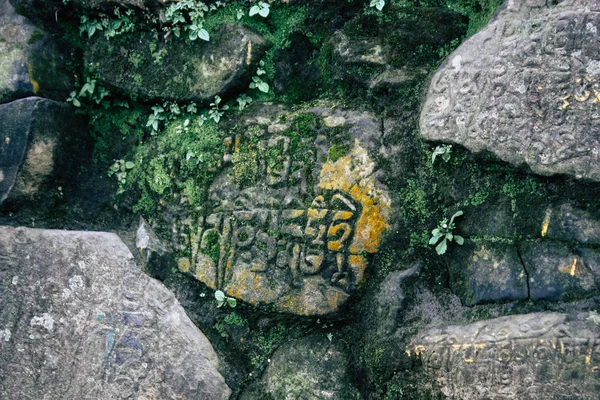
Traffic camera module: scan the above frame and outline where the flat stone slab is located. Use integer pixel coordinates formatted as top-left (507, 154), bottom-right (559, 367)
top-left (175, 107), bottom-right (391, 315)
top-left (408, 312), bottom-right (600, 399)
top-left (0, 226), bottom-right (231, 400)
top-left (420, 0), bottom-right (600, 181)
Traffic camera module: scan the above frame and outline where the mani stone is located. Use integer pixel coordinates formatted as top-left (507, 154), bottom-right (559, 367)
top-left (0, 226), bottom-right (231, 400)
top-left (0, 97), bottom-right (86, 205)
top-left (0, 0), bottom-right (72, 103)
top-left (86, 23), bottom-right (269, 102)
top-left (175, 107), bottom-right (391, 315)
top-left (408, 312), bottom-right (600, 400)
top-left (420, 0), bottom-right (600, 181)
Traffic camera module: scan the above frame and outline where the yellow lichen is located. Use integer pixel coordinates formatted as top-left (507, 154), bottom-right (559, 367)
top-left (27, 63), bottom-right (39, 94)
top-left (317, 141), bottom-right (391, 254)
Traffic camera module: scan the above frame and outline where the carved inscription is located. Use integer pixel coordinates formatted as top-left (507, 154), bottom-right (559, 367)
top-left (174, 114), bottom-right (391, 314)
top-left (407, 313), bottom-right (600, 398)
top-left (420, 1), bottom-right (600, 181)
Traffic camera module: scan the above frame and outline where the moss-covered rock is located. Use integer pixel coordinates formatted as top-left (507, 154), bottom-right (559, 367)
top-left (86, 23), bottom-right (269, 102)
top-left (0, 0), bottom-right (72, 103)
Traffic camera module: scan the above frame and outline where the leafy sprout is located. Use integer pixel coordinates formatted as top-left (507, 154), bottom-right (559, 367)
top-left (429, 211), bottom-right (464, 255)
top-left (215, 290), bottom-right (237, 308)
top-left (249, 1), bottom-right (270, 18)
top-left (432, 144), bottom-right (452, 165)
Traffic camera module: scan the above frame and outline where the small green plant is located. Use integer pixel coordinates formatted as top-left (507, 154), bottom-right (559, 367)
top-left (79, 9), bottom-right (135, 39)
top-left (429, 211), bottom-right (464, 255)
top-left (431, 144), bottom-right (452, 165)
top-left (249, 1), bottom-right (270, 18)
top-left (369, 0), bottom-right (385, 11)
top-left (236, 94), bottom-right (253, 110)
top-left (67, 79), bottom-right (111, 108)
top-left (108, 159), bottom-right (135, 193)
top-left (146, 105), bottom-right (165, 135)
top-left (215, 290), bottom-right (237, 308)
top-left (208, 95), bottom-right (229, 123)
top-left (250, 61), bottom-right (269, 93)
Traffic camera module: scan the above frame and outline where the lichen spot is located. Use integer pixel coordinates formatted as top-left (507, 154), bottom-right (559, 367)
top-left (27, 63), bottom-right (40, 94)
top-left (541, 208), bottom-right (552, 237)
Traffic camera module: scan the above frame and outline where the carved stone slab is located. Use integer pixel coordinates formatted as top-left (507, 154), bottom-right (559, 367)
top-left (407, 312), bottom-right (600, 399)
top-left (175, 108), bottom-right (391, 315)
top-left (0, 226), bottom-right (231, 399)
top-left (420, 0), bottom-right (600, 181)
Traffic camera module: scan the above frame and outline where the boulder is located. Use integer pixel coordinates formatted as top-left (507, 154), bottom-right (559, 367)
top-left (86, 23), bottom-right (269, 102)
top-left (0, 226), bottom-right (231, 399)
top-left (408, 312), bottom-right (600, 399)
top-left (447, 240), bottom-right (529, 305)
top-left (173, 106), bottom-right (392, 315)
top-left (0, 0), bottom-right (72, 103)
top-left (420, 0), bottom-right (600, 181)
top-left (0, 97), bottom-right (87, 206)
top-left (256, 334), bottom-right (361, 400)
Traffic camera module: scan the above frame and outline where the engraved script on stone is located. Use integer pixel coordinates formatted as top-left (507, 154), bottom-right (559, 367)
top-left (420, 0), bottom-right (600, 181)
top-left (176, 112), bottom-right (391, 315)
top-left (407, 312), bottom-right (600, 399)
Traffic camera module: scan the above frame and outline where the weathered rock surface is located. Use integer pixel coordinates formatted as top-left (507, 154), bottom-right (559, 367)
top-left (448, 240), bottom-right (529, 305)
top-left (0, 226), bottom-right (231, 399)
top-left (257, 334), bottom-right (361, 400)
top-left (136, 216), bottom-right (174, 281)
top-left (0, 0), bottom-right (72, 103)
top-left (0, 97), bottom-right (86, 205)
top-left (171, 109), bottom-right (391, 315)
top-left (421, 0), bottom-right (600, 181)
top-left (408, 312), bottom-right (600, 399)
top-left (328, 7), bottom-right (467, 90)
top-left (86, 23), bottom-right (269, 102)
top-left (521, 241), bottom-right (597, 301)
top-left (174, 106), bottom-right (392, 315)
top-left (546, 203), bottom-right (600, 244)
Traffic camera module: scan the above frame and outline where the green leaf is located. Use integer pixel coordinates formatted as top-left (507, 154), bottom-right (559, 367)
top-left (198, 28), bottom-right (210, 41)
top-left (258, 81), bottom-right (269, 93)
top-left (435, 239), bottom-right (448, 255)
top-left (258, 5), bottom-right (270, 17)
top-left (454, 235), bottom-right (464, 245)
top-left (72, 98), bottom-right (81, 107)
top-left (249, 5), bottom-right (259, 16)
top-left (450, 210), bottom-right (463, 223)
top-left (237, 9), bottom-right (244, 19)
top-left (215, 290), bottom-right (225, 301)
top-left (125, 161), bottom-right (135, 169)
top-left (227, 297), bottom-right (237, 308)
top-left (429, 235), bottom-right (440, 245)
top-left (446, 233), bottom-right (453, 241)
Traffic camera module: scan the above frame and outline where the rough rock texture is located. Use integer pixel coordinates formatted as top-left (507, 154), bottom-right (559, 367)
top-left (328, 7), bottom-right (467, 90)
top-left (0, 0), bottom-right (72, 103)
top-left (546, 203), bottom-right (600, 244)
top-left (0, 97), bottom-right (86, 205)
top-left (174, 106), bottom-right (392, 315)
top-left (136, 216), bottom-right (174, 281)
top-left (420, 0), bottom-right (600, 181)
top-left (408, 312), bottom-right (600, 399)
top-left (258, 334), bottom-right (361, 400)
top-left (0, 226), bottom-right (231, 400)
top-left (375, 262), bottom-right (421, 336)
top-left (86, 23), bottom-right (269, 102)
top-left (448, 240), bottom-right (529, 305)
top-left (521, 241), bottom-right (598, 301)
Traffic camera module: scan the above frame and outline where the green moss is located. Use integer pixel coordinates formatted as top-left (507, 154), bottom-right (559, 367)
top-left (27, 30), bottom-right (44, 45)
top-left (328, 144), bottom-right (349, 162)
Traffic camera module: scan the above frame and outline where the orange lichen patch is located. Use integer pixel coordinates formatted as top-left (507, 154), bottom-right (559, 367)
top-left (194, 254), bottom-right (217, 289)
top-left (317, 141), bottom-right (391, 254)
top-left (348, 255), bottom-right (367, 285)
top-left (27, 63), bottom-right (39, 94)
top-left (541, 208), bottom-right (552, 237)
top-left (593, 89), bottom-right (600, 104)
top-left (177, 257), bottom-right (191, 273)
